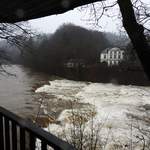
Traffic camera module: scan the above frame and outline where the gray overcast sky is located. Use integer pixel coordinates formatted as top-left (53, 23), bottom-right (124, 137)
top-left (29, 0), bottom-right (149, 34)
top-left (29, 6), bottom-right (119, 34)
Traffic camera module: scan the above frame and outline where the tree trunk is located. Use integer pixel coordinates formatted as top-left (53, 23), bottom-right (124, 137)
top-left (117, 0), bottom-right (150, 80)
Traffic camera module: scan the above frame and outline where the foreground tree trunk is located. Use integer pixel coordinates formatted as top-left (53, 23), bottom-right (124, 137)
top-left (117, 0), bottom-right (150, 79)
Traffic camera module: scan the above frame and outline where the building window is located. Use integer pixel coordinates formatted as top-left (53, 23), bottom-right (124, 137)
top-left (104, 54), bottom-right (106, 59)
top-left (103, 54), bottom-right (107, 59)
top-left (110, 54), bottom-right (112, 59)
top-left (114, 53), bottom-right (116, 59)
top-left (113, 51), bottom-right (117, 59)
top-left (118, 52), bottom-right (121, 59)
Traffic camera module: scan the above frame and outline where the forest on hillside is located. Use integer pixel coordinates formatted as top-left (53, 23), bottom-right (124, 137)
top-left (0, 24), bottom-right (149, 85)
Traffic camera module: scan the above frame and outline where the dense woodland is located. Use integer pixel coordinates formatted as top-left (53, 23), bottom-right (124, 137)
top-left (21, 24), bottom-right (111, 69)
top-left (0, 23), bottom-right (149, 85)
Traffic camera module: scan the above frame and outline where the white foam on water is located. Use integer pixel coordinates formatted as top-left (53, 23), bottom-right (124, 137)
top-left (36, 79), bottom-right (150, 148)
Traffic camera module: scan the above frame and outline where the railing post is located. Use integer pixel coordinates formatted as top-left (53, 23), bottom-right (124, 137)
top-left (20, 127), bottom-right (25, 150)
top-left (12, 121), bottom-right (17, 150)
top-left (41, 140), bottom-right (47, 150)
top-left (29, 132), bottom-right (36, 150)
top-left (0, 107), bottom-right (75, 150)
top-left (5, 117), bottom-right (10, 150)
top-left (0, 114), bottom-right (4, 150)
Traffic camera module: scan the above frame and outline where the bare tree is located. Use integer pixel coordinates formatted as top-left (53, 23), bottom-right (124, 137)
top-left (0, 22), bottom-right (33, 74)
top-left (132, 0), bottom-right (150, 32)
top-left (79, 0), bottom-right (150, 32)
top-left (79, 0), bottom-right (150, 79)
top-left (117, 0), bottom-right (150, 78)
top-left (0, 22), bottom-right (33, 47)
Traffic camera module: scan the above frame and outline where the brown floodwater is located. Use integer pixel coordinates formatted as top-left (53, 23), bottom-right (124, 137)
top-left (0, 65), bottom-right (50, 118)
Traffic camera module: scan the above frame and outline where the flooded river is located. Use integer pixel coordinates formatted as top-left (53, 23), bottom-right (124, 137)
top-left (1, 65), bottom-right (150, 149)
top-left (0, 65), bottom-right (50, 118)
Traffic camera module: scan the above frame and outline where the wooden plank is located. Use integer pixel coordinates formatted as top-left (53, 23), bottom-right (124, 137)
top-left (5, 117), bottom-right (10, 150)
top-left (12, 121), bottom-right (17, 150)
top-left (0, 0), bottom-right (101, 23)
top-left (20, 127), bottom-right (25, 150)
top-left (0, 114), bottom-right (4, 150)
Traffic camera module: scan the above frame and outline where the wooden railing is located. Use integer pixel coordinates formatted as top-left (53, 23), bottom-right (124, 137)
top-left (0, 106), bottom-right (75, 150)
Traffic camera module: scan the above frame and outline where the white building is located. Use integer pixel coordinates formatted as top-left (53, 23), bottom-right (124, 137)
top-left (100, 47), bottom-right (124, 66)
top-left (64, 59), bottom-right (86, 68)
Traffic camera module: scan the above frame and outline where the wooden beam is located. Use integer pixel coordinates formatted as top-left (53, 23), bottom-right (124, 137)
top-left (0, 0), bottom-right (103, 23)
